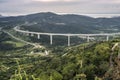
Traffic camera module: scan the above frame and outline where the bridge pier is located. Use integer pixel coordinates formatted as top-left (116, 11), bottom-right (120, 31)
top-left (68, 35), bottom-right (70, 46)
top-left (15, 26), bottom-right (118, 46)
top-left (31, 33), bottom-right (34, 36)
top-left (50, 35), bottom-right (53, 45)
top-left (106, 36), bottom-right (109, 41)
top-left (26, 33), bottom-right (29, 36)
top-left (87, 36), bottom-right (90, 42)
top-left (37, 34), bottom-right (40, 39)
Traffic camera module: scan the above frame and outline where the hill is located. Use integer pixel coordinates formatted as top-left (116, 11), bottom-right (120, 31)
top-left (1, 12), bottom-right (120, 80)
top-left (0, 31), bottom-right (120, 80)
top-left (0, 12), bottom-right (120, 33)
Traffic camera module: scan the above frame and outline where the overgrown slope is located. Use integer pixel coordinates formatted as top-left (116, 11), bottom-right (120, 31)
top-left (1, 31), bottom-right (120, 80)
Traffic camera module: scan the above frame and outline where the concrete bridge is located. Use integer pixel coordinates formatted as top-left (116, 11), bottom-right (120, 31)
top-left (14, 26), bottom-right (120, 46)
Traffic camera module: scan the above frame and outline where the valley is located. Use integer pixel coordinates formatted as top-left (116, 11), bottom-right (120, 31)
top-left (0, 12), bottom-right (120, 80)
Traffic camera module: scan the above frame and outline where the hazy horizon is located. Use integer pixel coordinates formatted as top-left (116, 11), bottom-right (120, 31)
top-left (0, 0), bottom-right (120, 18)
top-left (1, 12), bottom-right (120, 18)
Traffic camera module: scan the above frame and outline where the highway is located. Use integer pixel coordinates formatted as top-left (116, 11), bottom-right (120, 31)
top-left (3, 30), bottom-right (49, 55)
top-left (3, 30), bottom-right (39, 47)
top-left (14, 26), bottom-right (120, 46)
top-left (14, 26), bottom-right (120, 37)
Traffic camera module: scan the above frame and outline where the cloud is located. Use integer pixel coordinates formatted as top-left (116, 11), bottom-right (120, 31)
top-left (34, 0), bottom-right (53, 1)
top-left (32, 0), bottom-right (78, 2)
top-left (0, 0), bottom-right (120, 17)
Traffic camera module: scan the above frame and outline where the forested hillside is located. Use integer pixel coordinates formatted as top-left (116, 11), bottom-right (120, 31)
top-left (1, 12), bottom-right (120, 80)
top-left (1, 31), bottom-right (120, 80)
top-left (0, 12), bottom-right (120, 33)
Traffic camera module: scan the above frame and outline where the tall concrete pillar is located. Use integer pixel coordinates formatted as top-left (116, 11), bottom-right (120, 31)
top-left (31, 33), bottom-right (34, 36)
top-left (106, 35), bottom-right (109, 41)
top-left (68, 35), bottom-right (70, 46)
top-left (50, 35), bottom-right (53, 45)
top-left (37, 34), bottom-right (40, 39)
top-left (26, 33), bottom-right (29, 36)
top-left (87, 36), bottom-right (90, 42)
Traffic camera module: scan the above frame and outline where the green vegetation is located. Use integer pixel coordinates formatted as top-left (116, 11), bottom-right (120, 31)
top-left (0, 31), bottom-right (120, 80)
top-left (1, 12), bottom-right (120, 80)
top-left (3, 41), bottom-right (26, 47)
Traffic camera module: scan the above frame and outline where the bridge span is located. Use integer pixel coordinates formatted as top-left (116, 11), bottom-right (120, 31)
top-left (14, 26), bottom-right (120, 46)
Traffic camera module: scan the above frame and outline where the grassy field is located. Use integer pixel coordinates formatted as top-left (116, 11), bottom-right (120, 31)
top-left (3, 41), bottom-right (26, 47)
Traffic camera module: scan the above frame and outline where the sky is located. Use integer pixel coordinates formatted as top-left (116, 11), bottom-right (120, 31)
top-left (0, 0), bottom-right (120, 17)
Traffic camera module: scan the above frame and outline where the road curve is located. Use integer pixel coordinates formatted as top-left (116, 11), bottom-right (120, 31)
top-left (3, 30), bottom-right (37, 47)
top-left (14, 26), bottom-right (120, 37)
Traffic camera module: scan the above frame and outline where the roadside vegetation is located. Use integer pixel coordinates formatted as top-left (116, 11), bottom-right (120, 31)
top-left (0, 31), bottom-right (120, 80)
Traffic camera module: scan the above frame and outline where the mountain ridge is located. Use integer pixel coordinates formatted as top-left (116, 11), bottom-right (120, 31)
top-left (0, 12), bottom-right (120, 34)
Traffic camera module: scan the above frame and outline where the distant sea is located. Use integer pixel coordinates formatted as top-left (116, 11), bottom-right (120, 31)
top-left (59, 13), bottom-right (120, 18)
top-left (81, 14), bottom-right (120, 18)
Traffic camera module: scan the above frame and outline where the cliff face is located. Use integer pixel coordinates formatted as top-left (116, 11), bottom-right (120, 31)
top-left (112, 58), bottom-right (120, 79)
top-left (104, 57), bottom-right (120, 80)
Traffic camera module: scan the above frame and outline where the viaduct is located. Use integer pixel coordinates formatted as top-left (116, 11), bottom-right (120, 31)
top-left (14, 26), bottom-right (120, 46)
